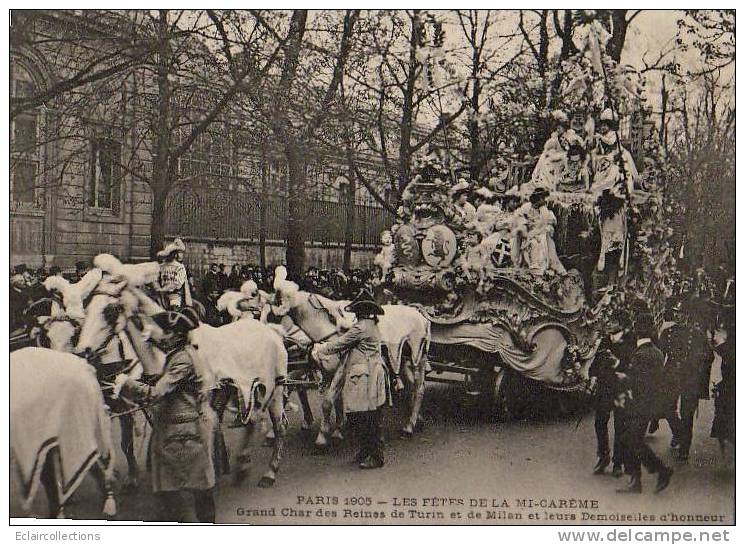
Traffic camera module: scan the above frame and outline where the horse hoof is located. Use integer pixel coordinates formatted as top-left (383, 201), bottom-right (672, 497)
top-left (233, 469), bottom-right (249, 486)
top-left (400, 428), bottom-right (413, 439)
top-left (257, 476), bottom-right (275, 488)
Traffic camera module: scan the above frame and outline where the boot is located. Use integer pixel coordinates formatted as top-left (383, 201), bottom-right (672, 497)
top-left (611, 464), bottom-right (624, 478)
top-left (616, 474), bottom-right (642, 494)
top-left (655, 467), bottom-right (673, 493)
top-left (593, 455), bottom-right (611, 475)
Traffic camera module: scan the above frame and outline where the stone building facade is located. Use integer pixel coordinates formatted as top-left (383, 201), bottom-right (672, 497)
top-left (10, 10), bottom-right (394, 274)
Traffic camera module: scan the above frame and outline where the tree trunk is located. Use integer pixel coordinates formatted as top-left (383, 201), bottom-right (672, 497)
top-left (149, 10), bottom-right (173, 259)
top-left (259, 161), bottom-right (268, 270)
top-left (342, 177), bottom-right (356, 272)
top-left (607, 10), bottom-right (629, 62)
top-left (398, 11), bottom-right (421, 195)
top-left (149, 186), bottom-right (168, 258)
top-left (285, 147), bottom-right (306, 278)
top-left (469, 23), bottom-right (482, 180)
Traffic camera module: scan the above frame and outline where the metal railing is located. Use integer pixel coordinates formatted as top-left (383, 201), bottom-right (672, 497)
top-left (165, 183), bottom-right (394, 247)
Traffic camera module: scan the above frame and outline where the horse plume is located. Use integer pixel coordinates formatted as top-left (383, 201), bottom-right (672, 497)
top-left (93, 254), bottom-right (160, 286)
top-left (217, 291), bottom-right (247, 319)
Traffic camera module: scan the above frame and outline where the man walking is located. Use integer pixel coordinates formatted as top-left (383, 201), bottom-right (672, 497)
top-left (616, 312), bottom-right (673, 494)
top-left (659, 297), bottom-right (714, 462)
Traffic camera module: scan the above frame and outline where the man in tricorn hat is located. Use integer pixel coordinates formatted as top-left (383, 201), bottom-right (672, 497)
top-left (114, 307), bottom-right (217, 522)
top-left (312, 290), bottom-right (387, 469)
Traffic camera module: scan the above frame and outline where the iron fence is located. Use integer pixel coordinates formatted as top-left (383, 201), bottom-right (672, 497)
top-left (165, 183), bottom-right (394, 247)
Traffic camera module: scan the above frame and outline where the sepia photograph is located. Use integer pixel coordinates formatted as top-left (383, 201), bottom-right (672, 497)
top-left (7, 6), bottom-right (736, 529)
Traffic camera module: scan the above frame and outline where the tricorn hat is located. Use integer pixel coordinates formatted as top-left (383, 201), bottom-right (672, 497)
top-left (529, 186), bottom-right (550, 205)
top-left (152, 306), bottom-right (200, 335)
top-left (345, 289), bottom-right (384, 316)
top-left (160, 238), bottom-right (186, 258)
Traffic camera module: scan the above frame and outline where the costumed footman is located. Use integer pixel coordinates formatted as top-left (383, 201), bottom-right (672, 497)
top-left (312, 290), bottom-right (387, 469)
top-left (156, 238), bottom-right (193, 310)
top-left (113, 307), bottom-right (218, 522)
top-left (589, 323), bottom-right (632, 477)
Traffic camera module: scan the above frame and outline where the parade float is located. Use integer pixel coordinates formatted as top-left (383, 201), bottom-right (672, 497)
top-left (374, 15), bottom-right (679, 400)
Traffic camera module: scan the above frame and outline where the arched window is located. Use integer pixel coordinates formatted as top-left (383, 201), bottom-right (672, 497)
top-left (10, 60), bottom-right (42, 207)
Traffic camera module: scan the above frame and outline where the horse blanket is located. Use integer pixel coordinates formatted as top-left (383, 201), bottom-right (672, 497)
top-left (188, 321), bottom-right (288, 423)
top-left (10, 348), bottom-right (114, 510)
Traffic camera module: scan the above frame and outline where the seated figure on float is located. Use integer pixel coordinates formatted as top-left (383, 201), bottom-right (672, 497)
top-left (513, 187), bottom-right (567, 275)
top-left (472, 186), bottom-right (503, 237)
top-left (590, 108), bottom-right (637, 280)
top-left (556, 134), bottom-right (591, 193)
top-left (529, 110), bottom-right (572, 191)
top-left (450, 179), bottom-right (476, 223)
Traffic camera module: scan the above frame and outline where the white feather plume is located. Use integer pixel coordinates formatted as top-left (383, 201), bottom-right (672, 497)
top-left (273, 266), bottom-right (287, 289)
top-left (46, 268), bottom-right (103, 319)
top-left (217, 291), bottom-right (246, 319)
top-left (43, 275), bottom-right (71, 294)
top-left (94, 254), bottom-right (160, 287)
top-left (241, 280), bottom-right (258, 297)
top-left (93, 254), bottom-right (123, 274)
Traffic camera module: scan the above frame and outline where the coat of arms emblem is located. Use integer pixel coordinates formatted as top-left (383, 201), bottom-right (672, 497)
top-left (421, 225), bottom-right (457, 267)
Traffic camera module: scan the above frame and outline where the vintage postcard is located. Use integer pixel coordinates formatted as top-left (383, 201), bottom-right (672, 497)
top-left (8, 7), bottom-right (735, 529)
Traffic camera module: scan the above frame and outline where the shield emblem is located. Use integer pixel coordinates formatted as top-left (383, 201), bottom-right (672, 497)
top-left (421, 225), bottom-right (457, 267)
top-left (486, 232), bottom-right (512, 268)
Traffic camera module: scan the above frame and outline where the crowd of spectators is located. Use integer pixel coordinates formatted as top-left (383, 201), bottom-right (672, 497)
top-left (194, 262), bottom-right (376, 304)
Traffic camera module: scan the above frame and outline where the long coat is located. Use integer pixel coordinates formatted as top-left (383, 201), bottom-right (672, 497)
top-left (124, 346), bottom-right (217, 492)
top-left (625, 340), bottom-right (666, 419)
top-left (659, 323), bottom-right (713, 402)
top-left (711, 337), bottom-right (735, 442)
top-left (317, 319), bottom-right (387, 413)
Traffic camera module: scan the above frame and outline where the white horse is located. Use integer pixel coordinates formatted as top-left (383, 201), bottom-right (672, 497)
top-left (270, 273), bottom-right (430, 446)
top-left (11, 348), bottom-right (117, 519)
top-left (75, 280), bottom-right (289, 488)
top-left (31, 284), bottom-right (145, 492)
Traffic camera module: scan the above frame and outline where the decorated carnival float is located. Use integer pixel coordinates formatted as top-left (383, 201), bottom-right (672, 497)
top-left (374, 16), bottom-right (678, 401)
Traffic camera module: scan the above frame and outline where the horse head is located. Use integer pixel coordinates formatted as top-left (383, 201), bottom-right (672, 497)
top-left (75, 279), bottom-right (128, 361)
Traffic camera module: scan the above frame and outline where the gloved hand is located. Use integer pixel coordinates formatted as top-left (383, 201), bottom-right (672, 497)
top-left (112, 374), bottom-right (129, 400)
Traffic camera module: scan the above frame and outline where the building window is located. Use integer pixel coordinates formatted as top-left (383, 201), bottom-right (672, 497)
top-left (89, 138), bottom-right (121, 210)
top-left (10, 61), bottom-right (42, 208)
